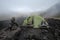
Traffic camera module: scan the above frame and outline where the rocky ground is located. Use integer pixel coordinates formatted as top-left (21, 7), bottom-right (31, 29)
top-left (0, 18), bottom-right (60, 40)
top-left (46, 18), bottom-right (60, 40)
top-left (13, 18), bottom-right (60, 40)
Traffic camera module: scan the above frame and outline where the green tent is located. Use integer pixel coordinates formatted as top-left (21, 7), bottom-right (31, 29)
top-left (23, 15), bottom-right (48, 28)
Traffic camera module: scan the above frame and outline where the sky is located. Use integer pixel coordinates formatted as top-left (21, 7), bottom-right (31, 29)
top-left (0, 0), bottom-right (60, 20)
top-left (0, 0), bottom-right (59, 12)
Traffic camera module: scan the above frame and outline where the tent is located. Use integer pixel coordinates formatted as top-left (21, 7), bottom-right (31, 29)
top-left (23, 15), bottom-right (48, 28)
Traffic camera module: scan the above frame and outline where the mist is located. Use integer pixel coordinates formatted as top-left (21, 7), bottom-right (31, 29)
top-left (40, 2), bottom-right (60, 18)
top-left (0, 0), bottom-right (59, 20)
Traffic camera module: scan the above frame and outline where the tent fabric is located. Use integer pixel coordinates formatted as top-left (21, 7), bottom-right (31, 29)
top-left (23, 15), bottom-right (47, 28)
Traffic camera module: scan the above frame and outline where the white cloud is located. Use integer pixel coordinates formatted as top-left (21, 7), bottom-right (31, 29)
top-left (10, 6), bottom-right (34, 12)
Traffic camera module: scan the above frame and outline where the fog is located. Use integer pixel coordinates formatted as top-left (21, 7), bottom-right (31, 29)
top-left (0, 0), bottom-right (60, 20)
